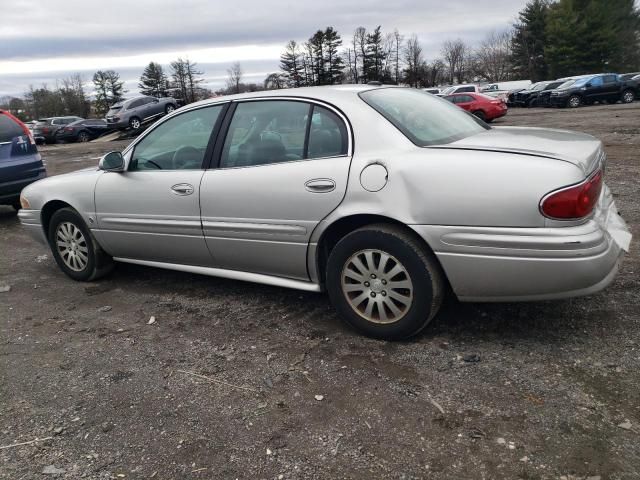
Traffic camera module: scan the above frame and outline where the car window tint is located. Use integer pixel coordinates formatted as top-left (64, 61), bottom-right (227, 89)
top-left (603, 75), bottom-right (617, 83)
top-left (0, 113), bottom-right (24, 142)
top-left (307, 106), bottom-right (348, 158)
top-left (129, 99), bottom-right (142, 109)
top-left (460, 95), bottom-right (475, 103)
top-left (360, 88), bottom-right (488, 146)
top-left (459, 87), bottom-right (475, 93)
top-left (220, 101), bottom-right (309, 168)
top-left (590, 76), bottom-right (603, 86)
top-left (130, 105), bottom-right (224, 171)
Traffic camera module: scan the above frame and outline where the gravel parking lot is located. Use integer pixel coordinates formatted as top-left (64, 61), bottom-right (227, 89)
top-left (1, 104), bottom-right (639, 479)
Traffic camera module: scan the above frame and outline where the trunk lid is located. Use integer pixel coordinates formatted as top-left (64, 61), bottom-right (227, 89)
top-left (435, 126), bottom-right (603, 175)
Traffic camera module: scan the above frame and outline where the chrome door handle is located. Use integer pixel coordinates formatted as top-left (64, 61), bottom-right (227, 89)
top-left (305, 178), bottom-right (336, 193)
top-left (171, 183), bottom-right (194, 195)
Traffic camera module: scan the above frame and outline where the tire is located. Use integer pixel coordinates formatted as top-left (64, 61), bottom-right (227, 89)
top-left (77, 131), bottom-right (90, 143)
top-left (48, 208), bottom-right (114, 282)
top-left (129, 117), bottom-right (141, 130)
top-left (165, 104), bottom-right (176, 114)
top-left (472, 110), bottom-right (486, 121)
top-left (326, 224), bottom-right (444, 340)
top-left (567, 95), bottom-right (581, 108)
top-left (621, 90), bottom-right (635, 104)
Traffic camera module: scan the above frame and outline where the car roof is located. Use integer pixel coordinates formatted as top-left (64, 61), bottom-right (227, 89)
top-left (187, 84), bottom-right (383, 109)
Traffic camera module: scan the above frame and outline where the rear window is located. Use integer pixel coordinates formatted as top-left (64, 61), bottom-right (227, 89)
top-left (359, 88), bottom-right (488, 146)
top-left (0, 113), bottom-right (24, 143)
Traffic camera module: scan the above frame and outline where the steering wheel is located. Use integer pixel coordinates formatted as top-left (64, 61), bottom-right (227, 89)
top-left (171, 145), bottom-right (200, 169)
top-left (260, 131), bottom-right (282, 142)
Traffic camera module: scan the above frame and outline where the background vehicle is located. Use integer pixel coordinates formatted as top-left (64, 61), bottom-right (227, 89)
top-left (510, 80), bottom-right (565, 107)
top-left (19, 86), bottom-right (629, 340)
top-left (31, 116), bottom-right (83, 144)
top-left (0, 110), bottom-right (46, 210)
top-left (550, 73), bottom-right (638, 108)
top-left (443, 92), bottom-right (507, 122)
top-left (55, 119), bottom-right (111, 143)
top-left (422, 88), bottom-right (441, 94)
top-left (105, 96), bottom-right (177, 130)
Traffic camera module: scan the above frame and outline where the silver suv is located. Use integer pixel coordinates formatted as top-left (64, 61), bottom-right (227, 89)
top-left (105, 96), bottom-right (177, 130)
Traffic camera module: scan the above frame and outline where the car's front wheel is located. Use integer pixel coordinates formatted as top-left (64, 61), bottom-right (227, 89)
top-left (77, 131), bottom-right (90, 142)
top-left (48, 208), bottom-right (114, 281)
top-left (326, 224), bottom-right (444, 340)
top-left (129, 117), bottom-right (141, 130)
top-left (567, 95), bottom-right (581, 108)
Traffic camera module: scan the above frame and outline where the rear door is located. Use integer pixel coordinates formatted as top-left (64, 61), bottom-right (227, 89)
top-left (199, 99), bottom-right (352, 280)
top-left (94, 103), bottom-right (227, 265)
top-left (602, 74), bottom-right (620, 99)
top-left (454, 95), bottom-right (475, 111)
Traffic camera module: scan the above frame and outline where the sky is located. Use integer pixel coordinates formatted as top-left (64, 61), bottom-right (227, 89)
top-left (0, 0), bottom-right (528, 97)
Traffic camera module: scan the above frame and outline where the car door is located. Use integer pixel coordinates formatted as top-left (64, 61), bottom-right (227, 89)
top-left (199, 99), bottom-right (352, 280)
top-left (455, 95), bottom-right (474, 111)
top-left (585, 76), bottom-right (604, 102)
top-left (93, 103), bottom-right (227, 266)
top-left (144, 97), bottom-right (162, 118)
top-left (602, 74), bottom-right (620, 100)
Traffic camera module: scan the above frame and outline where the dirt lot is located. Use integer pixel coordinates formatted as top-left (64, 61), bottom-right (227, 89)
top-left (1, 104), bottom-right (639, 480)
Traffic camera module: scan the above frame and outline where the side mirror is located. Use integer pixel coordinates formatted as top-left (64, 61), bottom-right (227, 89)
top-left (99, 151), bottom-right (125, 172)
top-left (586, 82), bottom-right (592, 88)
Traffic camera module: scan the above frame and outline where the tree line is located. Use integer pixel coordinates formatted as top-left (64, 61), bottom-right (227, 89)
top-left (2, 0), bottom-right (638, 120)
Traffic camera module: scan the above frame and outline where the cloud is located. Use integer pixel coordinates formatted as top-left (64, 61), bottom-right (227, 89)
top-left (0, 0), bottom-right (525, 95)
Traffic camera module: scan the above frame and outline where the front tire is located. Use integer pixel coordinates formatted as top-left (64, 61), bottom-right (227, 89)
top-left (567, 95), bottom-right (581, 108)
top-left (48, 208), bottom-right (114, 281)
top-left (129, 117), bottom-right (141, 130)
top-left (326, 224), bottom-right (444, 340)
top-left (77, 131), bottom-right (90, 142)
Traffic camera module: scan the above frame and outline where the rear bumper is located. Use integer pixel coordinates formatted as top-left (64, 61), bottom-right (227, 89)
top-left (18, 208), bottom-right (48, 245)
top-left (0, 168), bottom-right (47, 204)
top-left (411, 189), bottom-right (631, 302)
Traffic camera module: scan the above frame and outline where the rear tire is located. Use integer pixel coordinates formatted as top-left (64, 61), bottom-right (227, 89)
top-left (165, 104), bottom-right (176, 114)
top-left (621, 90), bottom-right (635, 104)
top-left (326, 224), bottom-right (444, 340)
top-left (48, 208), bottom-right (114, 282)
top-left (472, 110), bottom-right (486, 122)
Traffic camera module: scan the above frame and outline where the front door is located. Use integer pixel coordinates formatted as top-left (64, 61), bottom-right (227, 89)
top-left (200, 100), bottom-right (352, 280)
top-left (94, 103), bottom-right (226, 266)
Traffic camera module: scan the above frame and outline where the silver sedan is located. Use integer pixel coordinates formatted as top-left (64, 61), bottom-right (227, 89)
top-left (18, 86), bottom-right (632, 339)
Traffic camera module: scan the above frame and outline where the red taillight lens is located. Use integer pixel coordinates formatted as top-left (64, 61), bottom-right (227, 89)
top-left (43, 127), bottom-right (50, 133)
top-left (540, 169), bottom-right (603, 219)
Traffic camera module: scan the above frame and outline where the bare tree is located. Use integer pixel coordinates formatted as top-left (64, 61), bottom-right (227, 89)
top-left (226, 62), bottom-right (243, 94)
top-left (390, 29), bottom-right (404, 84)
top-left (441, 39), bottom-right (469, 84)
top-left (264, 72), bottom-right (287, 89)
top-left (471, 30), bottom-right (514, 82)
top-left (403, 35), bottom-right (425, 87)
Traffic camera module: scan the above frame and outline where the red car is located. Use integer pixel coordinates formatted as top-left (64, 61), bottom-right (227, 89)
top-left (443, 92), bottom-right (508, 122)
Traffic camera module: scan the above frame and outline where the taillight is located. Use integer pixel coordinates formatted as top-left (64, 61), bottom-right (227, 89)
top-left (43, 127), bottom-right (50, 133)
top-left (540, 169), bottom-right (603, 219)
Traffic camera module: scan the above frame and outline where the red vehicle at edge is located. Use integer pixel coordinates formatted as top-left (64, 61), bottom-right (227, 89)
top-left (443, 92), bottom-right (508, 122)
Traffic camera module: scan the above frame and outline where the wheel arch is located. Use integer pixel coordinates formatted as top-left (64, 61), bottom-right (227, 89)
top-left (312, 213), bottom-right (449, 289)
top-left (41, 200), bottom-right (74, 239)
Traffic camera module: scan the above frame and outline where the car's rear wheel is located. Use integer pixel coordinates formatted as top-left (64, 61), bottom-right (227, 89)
top-left (567, 95), bottom-right (581, 108)
top-left (129, 117), bottom-right (141, 130)
top-left (326, 224), bottom-right (444, 340)
top-left (77, 131), bottom-right (90, 142)
top-left (472, 110), bottom-right (486, 121)
top-left (165, 104), bottom-right (176, 114)
top-left (48, 208), bottom-right (114, 281)
top-left (621, 90), bottom-right (635, 104)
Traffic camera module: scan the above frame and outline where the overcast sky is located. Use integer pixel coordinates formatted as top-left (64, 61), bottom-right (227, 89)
top-left (0, 0), bottom-right (527, 97)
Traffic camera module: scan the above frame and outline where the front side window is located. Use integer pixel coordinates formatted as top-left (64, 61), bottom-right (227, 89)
top-left (603, 75), bottom-right (617, 84)
top-left (130, 105), bottom-right (224, 171)
top-left (360, 88), bottom-right (487, 146)
top-left (590, 76), bottom-right (603, 87)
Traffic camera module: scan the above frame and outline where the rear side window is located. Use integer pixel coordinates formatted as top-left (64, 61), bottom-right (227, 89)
top-left (308, 106), bottom-right (348, 158)
top-left (603, 75), bottom-right (617, 83)
top-left (0, 113), bottom-right (24, 142)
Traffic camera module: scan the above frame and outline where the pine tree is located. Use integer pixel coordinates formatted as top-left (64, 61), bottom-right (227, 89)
top-left (280, 41), bottom-right (305, 87)
top-left (511, 0), bottom-right (550, 82)
top-left (323, 27), bottom-right (344, 85)
top-left (363, 26), bottom-right (386, 82)
top-left (93, 70), bottom-right (125, 115)
top-left (138, 62), bottom-right (168, 97)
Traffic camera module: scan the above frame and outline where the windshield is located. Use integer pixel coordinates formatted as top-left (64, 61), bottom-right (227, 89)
top-left (531, 82), bottom-right (547, 91)
top-left (107, 105), bottom-right (123, 115)
top-left (557, 79), bottom-right (577, 89)
top-left (359, 88), bottom-right (488, 146)
top-left (440, 86), bottom-right (456, 95)
top-left (572, 77), bottom-right (594, 87)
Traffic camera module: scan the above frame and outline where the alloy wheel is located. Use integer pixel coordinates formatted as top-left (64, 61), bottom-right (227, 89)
top-left (341, 249), bottom-right (414, 324)
top-left (130, 118), bottom-right (141, 129)
top-left (56, 222), bottom-right (89, 272)
top-left (623, 91), bottom-right (634, 103)
top-left (568, 96), bottom-right (581, 108)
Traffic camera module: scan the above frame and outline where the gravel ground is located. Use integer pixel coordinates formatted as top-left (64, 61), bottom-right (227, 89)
top-left (1, 103), bottom-right (639, 479)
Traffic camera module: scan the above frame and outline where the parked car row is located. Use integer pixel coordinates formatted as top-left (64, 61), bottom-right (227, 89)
top-left (509, 72), bottom-right (639, 108)
top-left (442, 92), bottom-right (508, 122)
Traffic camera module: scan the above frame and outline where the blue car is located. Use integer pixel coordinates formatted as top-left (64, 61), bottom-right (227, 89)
top-left (0, 110), bottom-right (46, 210)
